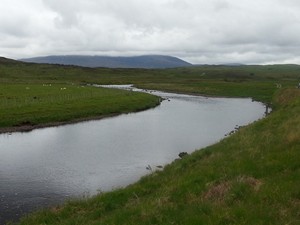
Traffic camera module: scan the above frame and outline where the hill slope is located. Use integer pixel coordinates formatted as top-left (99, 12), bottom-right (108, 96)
top-left (20, 55), bottom-right (192, 68)
top-left (0, 56), bottom-right (20, 64)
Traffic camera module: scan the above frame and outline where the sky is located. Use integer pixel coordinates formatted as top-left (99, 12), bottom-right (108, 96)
top-left (1, 0), bottom-right (300, 64)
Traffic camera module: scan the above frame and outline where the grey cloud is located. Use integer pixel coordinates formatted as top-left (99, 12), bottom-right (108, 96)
top-left (42, 0), bottom-right (80, 28)
top-left (1, 0), bottom-right (300, 64)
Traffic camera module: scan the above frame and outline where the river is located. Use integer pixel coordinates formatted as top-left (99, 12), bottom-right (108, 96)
top-left (0, 87), bottom-right (266, 224)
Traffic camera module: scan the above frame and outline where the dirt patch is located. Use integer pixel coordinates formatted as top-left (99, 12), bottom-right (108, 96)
top-left (203, 176), bottom-right (263, 203)
top-left (237, 176), bottom-right (263, 192)
top-left (203, 181), bottom-right (231, 203)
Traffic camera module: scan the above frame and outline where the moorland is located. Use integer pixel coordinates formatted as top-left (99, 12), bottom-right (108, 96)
top-left (0, 57), bottom-right (299, 224)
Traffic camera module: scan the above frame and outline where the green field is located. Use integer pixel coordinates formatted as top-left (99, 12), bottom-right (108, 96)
top-left (0, 57), bottom-right (300, 224)
top-left (0, 83), bottom-right (160, 131)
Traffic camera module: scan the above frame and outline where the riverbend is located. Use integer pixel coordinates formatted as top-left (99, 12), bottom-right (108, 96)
top-left (0, 88), bottom-right (265, 223)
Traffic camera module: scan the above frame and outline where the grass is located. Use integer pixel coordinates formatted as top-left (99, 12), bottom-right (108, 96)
top-left (0, 58), bottom-right (299, 224)
top-left (0, 82), bottom-right (160, 131)
top-left (15, 88), bottom-right (300, 225)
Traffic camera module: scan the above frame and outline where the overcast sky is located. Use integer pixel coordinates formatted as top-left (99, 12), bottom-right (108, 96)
top-left (1, 0), bottom-right (300, 64)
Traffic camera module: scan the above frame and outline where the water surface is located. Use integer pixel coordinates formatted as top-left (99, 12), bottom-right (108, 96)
top-left (0, 88), bottom-right (265, 223)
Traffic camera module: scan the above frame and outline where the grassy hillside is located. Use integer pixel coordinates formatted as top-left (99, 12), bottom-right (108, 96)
top-left (16, 88), bottom-right (300, 225)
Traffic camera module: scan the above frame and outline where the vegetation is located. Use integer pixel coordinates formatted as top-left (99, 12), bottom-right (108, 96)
top-left (0, 57), bottom-right (299, 224)
top-left (0, 83), bottom-right (159, 130)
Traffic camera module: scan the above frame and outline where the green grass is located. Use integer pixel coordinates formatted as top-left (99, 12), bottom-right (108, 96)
top-left (16, 88), bottom-right (300, 225)
top-left (0, 83), bottom-right (160, 130)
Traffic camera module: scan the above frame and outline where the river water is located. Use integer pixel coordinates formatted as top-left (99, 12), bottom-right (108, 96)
top-left (0, 87), bottom-right (265, 224)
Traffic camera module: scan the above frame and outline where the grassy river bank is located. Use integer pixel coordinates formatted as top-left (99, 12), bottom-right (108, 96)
top-left (1, 58), bottom-right (299, 224)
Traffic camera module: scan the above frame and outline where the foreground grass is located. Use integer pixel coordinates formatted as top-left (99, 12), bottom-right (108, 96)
top-left (16, 88), bottom-right (300, 225)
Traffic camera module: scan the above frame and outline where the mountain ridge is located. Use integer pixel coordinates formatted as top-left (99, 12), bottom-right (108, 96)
top-left (20, 55), bottom-right (192, 69)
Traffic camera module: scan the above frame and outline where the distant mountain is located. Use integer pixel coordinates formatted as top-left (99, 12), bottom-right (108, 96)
top-left (20, 55), bottom-right (192, 69)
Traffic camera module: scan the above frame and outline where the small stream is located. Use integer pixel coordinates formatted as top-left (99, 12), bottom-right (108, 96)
top-left (0, 86), bottom-right (266, 224)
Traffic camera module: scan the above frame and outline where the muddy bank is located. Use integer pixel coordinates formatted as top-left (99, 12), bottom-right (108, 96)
top-left (0, 114), bottom-right (120, 134)
top-left (0, 101), bottom-right (162, 134)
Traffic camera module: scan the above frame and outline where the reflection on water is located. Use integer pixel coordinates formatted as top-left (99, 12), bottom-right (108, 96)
top-left (0, 88), bottom-right (265, 223)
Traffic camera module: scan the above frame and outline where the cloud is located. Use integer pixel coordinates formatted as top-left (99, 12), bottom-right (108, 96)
top-left (42, 0), bottom-right (81, 28)
top-left (1, 0), bottom-right (300, 64)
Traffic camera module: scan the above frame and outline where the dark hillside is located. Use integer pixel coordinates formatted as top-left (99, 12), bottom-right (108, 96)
top-left (0, 57), bottom-right (19, 64)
